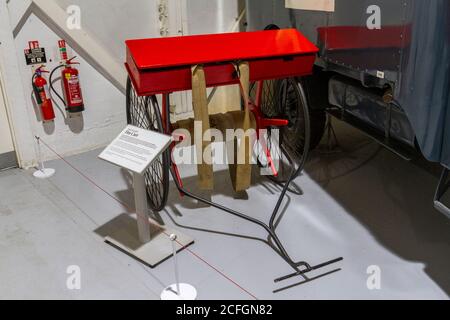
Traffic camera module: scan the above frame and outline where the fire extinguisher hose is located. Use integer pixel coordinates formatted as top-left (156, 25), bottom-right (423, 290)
top-left (31, 73), bottom-right (43, 105)
top-left (49, 65), bottom-right (67, 107)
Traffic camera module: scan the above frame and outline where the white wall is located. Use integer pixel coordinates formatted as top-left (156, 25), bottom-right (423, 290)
top-left (3, 0), bottom-right (244, 165)
top-left (14, 13), bottom-right (126, 160)
top-left (0, 79), bottom-right (15, 155)
top-left (182, 0), bottom-right (244, 117)
top-left (0, 0), bottom-right (37, 168)
top-left (186, 0), bottom-right (242, 35)
top-left (54, 0), bottom-right (160, 65)
top-left (7, 0), bottom-right (161, 162)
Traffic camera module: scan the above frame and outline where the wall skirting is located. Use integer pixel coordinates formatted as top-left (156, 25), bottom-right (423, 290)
top-left (0, 152), bottom-right (18, 170)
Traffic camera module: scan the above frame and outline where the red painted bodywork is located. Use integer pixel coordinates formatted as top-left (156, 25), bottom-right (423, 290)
top-left (317, 25), bottom-right (411, 51)
top-left (125, 28), bottom-right (319, 179)
top-left (125, 29), bottom-right (318, 96)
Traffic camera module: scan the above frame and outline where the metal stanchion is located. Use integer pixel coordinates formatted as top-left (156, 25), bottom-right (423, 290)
top-left (33, 136), bottom-right (55, 179)
top-left (161, 234), bottom-right (197, 300)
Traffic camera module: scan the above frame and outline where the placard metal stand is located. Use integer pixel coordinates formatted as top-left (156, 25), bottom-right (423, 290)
top-left (104, 172), bottom-right (194, 268)
top-left (100, 126), bottom-right (194, 268)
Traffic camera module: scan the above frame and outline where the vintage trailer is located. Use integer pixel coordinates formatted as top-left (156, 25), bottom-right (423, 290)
top-left (246, 0), bottom-right (450, 217)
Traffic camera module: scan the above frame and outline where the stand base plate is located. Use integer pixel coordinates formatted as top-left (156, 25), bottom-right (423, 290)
top-left (161, 283), bottom-right (197, 300)
top-left (33, 168), bottom-right (55, 179)
top-left (103, 217), bottom-right (194, 268)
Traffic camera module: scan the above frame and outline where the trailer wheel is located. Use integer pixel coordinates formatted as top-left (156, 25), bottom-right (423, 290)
top-left (126, 77), bottom-right (170, 212)
top-left (250, 78), bottom-right (324, 154)
top-left (248, 78), bottom-right (312, 185)
top-left (261, 24), bottom-right (326, 152)
top-left (303, 99), bottom-right (326, 152)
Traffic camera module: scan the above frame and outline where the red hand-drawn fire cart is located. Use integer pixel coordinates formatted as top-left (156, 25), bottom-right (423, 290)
top-left (125, 28), bottom-right (343, 291)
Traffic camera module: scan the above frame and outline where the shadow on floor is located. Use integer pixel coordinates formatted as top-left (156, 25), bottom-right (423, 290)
top-left (305, 121), bottom-right (450, 296)
top-left (94, 213), bottom-right (165, 251)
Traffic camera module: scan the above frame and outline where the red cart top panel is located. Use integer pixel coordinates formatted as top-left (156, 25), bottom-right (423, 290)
top-left (126, 29), bottom-right (318, 70)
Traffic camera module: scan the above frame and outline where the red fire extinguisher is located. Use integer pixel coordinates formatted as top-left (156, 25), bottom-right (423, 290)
top-left (32, 66), bottom-right (56, 122)
top-left (61, 56), bottom-right (84, 113)
top-left (50, 40), bottom-right (84, 113)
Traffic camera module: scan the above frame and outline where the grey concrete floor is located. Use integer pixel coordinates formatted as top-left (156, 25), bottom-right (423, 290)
top-left (0, 121), bottom-right (449, 300)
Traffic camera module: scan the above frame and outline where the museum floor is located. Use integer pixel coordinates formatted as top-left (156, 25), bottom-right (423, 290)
top-left (1, 122), bottom-right (449, 300)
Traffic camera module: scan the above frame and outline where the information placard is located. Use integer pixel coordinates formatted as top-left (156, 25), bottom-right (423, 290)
top-left (99, 125), bottom-right (172, 174)
top-left (285, 0), bottom-right (335, 12)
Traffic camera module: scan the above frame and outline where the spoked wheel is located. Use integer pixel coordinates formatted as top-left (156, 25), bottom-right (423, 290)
top-left (250, 78), bottom-right (311, 184)
top-left (249, 80), bottom-right (283, 167)
top-left (278, 78), bottom-right (309, 161)
top-left (126, 77), bottom-right (170, 212)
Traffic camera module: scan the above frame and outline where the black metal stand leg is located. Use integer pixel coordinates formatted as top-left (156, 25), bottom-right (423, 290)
top-left (274, 258), bottom-right (344, 283)
top-left (165, 91), bottom-right (343, 292)
top-left (320, 114), bottom-right (341, 154)
top-left (434, 167), bottom-right (450, 218)
top-left (169, 167), bottom-right (301, 270)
